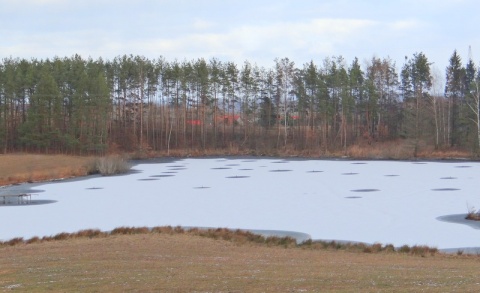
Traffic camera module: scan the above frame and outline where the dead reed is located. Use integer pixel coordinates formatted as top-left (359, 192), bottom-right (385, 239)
top-left (94, 156), bottom-right (131, 176)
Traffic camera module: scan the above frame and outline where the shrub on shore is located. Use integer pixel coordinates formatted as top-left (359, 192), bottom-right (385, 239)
top-left (94, 156), bottom-right (131, 176)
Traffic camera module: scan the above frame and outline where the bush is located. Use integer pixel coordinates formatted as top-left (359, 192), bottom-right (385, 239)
top-left (95, 156), bottom-right (131, 176)
top-left (399, 245), bottom-right (411, 253)
top-left (384, 244), bottom-right (396, 253)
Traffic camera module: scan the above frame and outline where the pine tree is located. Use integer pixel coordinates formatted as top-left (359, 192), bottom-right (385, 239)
top-left (445, 50), bottom-right (465, 147)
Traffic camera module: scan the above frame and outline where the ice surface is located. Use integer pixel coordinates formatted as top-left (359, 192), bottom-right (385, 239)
top-left (1, 158), bottom-right (479, 250)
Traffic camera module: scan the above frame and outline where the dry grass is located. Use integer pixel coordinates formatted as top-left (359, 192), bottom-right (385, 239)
top-left (0, 230), bottom-right (480, 292)
top-left (345, 140), bottom-right (415, 159)
top-left (0, 154), bottom-right (96, 186)
top-left (344, 139), bottom-right (472, 160)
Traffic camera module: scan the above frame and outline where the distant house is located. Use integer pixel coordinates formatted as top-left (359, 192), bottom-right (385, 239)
top-left (218, 114), bottom-right (243, 126)
top-left (187, 119), bottom-right (202, 126)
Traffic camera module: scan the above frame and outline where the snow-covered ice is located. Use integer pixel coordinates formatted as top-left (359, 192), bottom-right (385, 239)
top-left (1, 158), bottom-right (479, 250)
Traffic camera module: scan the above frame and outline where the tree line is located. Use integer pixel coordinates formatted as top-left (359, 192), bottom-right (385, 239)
top-left (0, 51), bottom-right (479, 155)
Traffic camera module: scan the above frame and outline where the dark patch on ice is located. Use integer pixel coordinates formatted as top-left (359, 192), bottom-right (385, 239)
top-left (0, 200), bottom-right (57, 207)
top-left (225, 164), bottom-right (240, 166)
top-left (226, 175), bottom-right (250, 179)
top-left (169, 167), bottom-right (187, 171)
top-left (351, 189), bottom-right (379, 192)
top-left (194, 186), bottom-right (211, 189)
top-left (269, 169), bottom-right (292, 172)
top-left (307, 170), bottom-right (323, 173)
top-left (440, 176), bottom-right (457, 180)
top-left (437, 214), bottom-right (480, 230)
top-left (150, 174), bottom-right (174, 178)
top-left (211, 167), bottom-right (231, 170)
top-left (342, 172), bottom-right (358, 175)
top-left (86, 187), bottom-right (103, 190)
top-left (162, 171), bottom-right (178, 174)
top-left (238, 168), bottom-right (253, 171)
top-left (455, 165), bottom-right (472, 168)
top-left (121, 169), bottom-right (142, 176)
top-left (272, 161), bottom-right (288, 164)
top-left (167, 165), bottom-right (185, 168)
top-left (384, 174), bottom-right (399, 177)
top-left (345, 196), bottom-right (362, 199)
top-left (351, 162), bottom-right (367, 165)
top-left (138, 178), bottom-right (159, 181)
top-left (431, 188), bottom-right (460, 191)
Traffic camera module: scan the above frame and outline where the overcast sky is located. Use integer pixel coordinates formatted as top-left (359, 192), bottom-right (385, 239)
top-left (1, 0), bottom-right (479, 72)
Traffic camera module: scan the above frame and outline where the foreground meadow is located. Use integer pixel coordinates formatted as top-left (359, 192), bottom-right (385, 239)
top-left (1, 230), bottom-right (480, 292)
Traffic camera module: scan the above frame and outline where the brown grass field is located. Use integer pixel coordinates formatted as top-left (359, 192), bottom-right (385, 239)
top-left (1, 152), bottom-right (480, 292)
top-left (1, 229), bottom-right (480, 292)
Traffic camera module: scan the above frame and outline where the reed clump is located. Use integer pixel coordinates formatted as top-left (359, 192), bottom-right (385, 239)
top-left (94, 156), bottom-right (131, 176)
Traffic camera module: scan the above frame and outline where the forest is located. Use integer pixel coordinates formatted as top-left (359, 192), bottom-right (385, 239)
top-left (0, 51), bottom-right (479, 156)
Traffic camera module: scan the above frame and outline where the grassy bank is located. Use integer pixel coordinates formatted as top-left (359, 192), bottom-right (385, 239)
top-left (0, 154), bottom-right (135, 187)
top-left (0, 154), bottom-right (95, 186)
top-left (0, 227), bottom-right (479, 292)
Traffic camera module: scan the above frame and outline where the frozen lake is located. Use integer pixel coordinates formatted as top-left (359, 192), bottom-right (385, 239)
top-left (1, 157), bottom-right (480, 250)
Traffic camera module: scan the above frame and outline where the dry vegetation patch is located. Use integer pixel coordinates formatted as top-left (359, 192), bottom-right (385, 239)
top-left (0, 154), bottom-right (95, 186)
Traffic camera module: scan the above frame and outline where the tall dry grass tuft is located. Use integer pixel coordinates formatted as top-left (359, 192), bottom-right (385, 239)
top-left (26, 236), bottom-right (41, 244)
top-left (299, 240), bottom-right (440, 256)
top-left (347, 140), bottom-right (416, 159)
top-left (73, 229), bottom-right (106, 239)
top-left (265, 236), bottom-right (297, 248)
top-left (94, 156), bottom-right (131, 176)
top-left (53, 232), bottom-right (71, 241)
top-left (110, 226), bottom-right (150, 235)
top-left (151, 226), bottom-right (176, 234)
top-left (410, 245), bottom-right (438, 257)
top-left (4, 237), bottom-right (24, 246)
